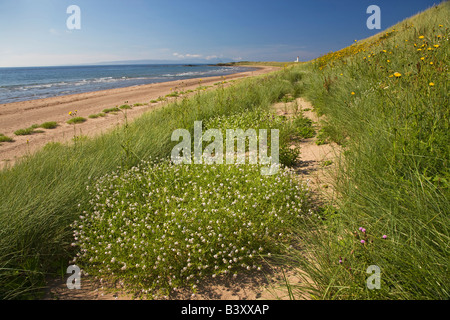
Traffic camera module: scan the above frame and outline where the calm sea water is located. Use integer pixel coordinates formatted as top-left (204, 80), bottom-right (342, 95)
top-left (0, 64), bottom-right (254, 104)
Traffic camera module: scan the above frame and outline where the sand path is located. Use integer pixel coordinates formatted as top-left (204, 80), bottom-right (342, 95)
top-left (0, 66), bottom-right (278, 168)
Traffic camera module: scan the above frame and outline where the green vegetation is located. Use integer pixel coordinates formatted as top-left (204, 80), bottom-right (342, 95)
top-left (14, 127), bottom-right (36, 136)
top-left (284, 3), bottom-right (449, 299)
top-left (204, 109), bottom-right (304, 167)
top-left (66, 117), bottom-right (87, 125)
top-left (13, 122), bottom-right (58, 136)
top-left (73, 160), bottom-right (310, 296)
top-left (40, 122), bottom-right (59, 129)
top-left (320, 160), bottom-right (333, 167)
top-left (119, 104), bottom-right (132, 110)
top-left (102, 107), bottom-right (121, 114)
top-left (88, 113), bottom-right (106, 119)
top-left (0, 134), bottom-right (13, 144)
top-left (291, 114), bottom-right (315, 139)
top-left (165, 91), bottom-right (180, 98)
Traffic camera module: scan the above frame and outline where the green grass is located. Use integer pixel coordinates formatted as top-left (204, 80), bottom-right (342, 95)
top-left (119, 104), bottom-right (132, 110)
top-left (165, 91), bottom-right (180, 98)
top-left (13, 122), bottom-right (58, 136)
top-left (88, 113), bottom-right (106, 119)
top-left (282, 2), bottom-right (449, 300)
top-left (291, 114), bottom-right (315, 139)
top-left (14, 127), bottom-right (36, 136)
top-left (0, 134), bottom-right (14, 143)
top-left (0, 66), bottom-right (307, 299)
top-left (40, 122), bottom-right (59, 129)
top-left (102, 107), bottom-right (121, 114)
top-left (66, 117), bottom-right (87, 125)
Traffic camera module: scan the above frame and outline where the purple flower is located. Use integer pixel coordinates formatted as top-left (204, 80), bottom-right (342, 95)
top-left (359, 227), bottom-right (363, 231)
top-left (362, 228), bottom-right (366, 233)
top-left (360, 240), bottom-right (365, 244)
top-left (339, 259), bottom-right (343, 264)
top-left (382, 235), bottom-right (387, 239)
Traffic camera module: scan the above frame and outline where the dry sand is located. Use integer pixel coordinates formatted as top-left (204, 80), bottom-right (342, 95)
top-left (0, 66), bottom-right (278, 168)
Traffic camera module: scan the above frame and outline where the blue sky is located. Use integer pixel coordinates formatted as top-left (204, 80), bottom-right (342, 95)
top-left (0, 0), bottom-right (442, 67)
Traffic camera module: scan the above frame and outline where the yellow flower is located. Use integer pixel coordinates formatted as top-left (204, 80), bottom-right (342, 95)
top-left (387, 60), bottom-right (390, 63)
top-left (430, 62), bottom-right (433, 65)
top-left (351, 92), bottom-right (355, 95)
top-left (419, 35), bottom-right (424, 39)
top-left (389, 75), bottom-right (394, 78)
top-left (417, 49), bottom-right (422, 51)
top-left (69, 111), bottom-right (72, 115)
top-left (340, 73), bottom-right (343, 76)
top-left (420, 57), bottom-right (425, 60)
top-left (427, 48), bottom-right (433, 51)
top-left (394, 72), bottom-right (402, 78)
top-left (382, 50), bottom-right (387, 53)
top-left (434, 44), bottom-right (440, 48)
top-left (438, 24), bottom-right (443, 27)
top-left (429, 82), bottom-right (434, 86)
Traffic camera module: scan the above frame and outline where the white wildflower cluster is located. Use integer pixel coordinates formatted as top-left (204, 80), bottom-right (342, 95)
top-left (71, 158), bottom-right (311, 294)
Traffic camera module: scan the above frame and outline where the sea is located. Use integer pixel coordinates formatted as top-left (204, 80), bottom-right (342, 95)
top-left (0, 64), bottom-right (255, 104)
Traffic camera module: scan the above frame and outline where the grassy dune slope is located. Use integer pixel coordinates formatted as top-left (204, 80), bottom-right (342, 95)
top-left (287, 2), bottom-right (449, 299)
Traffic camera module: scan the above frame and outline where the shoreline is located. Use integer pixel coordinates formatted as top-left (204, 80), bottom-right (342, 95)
top-left (0, 65), bottom-right (258, 105)
top-left (0, 65), bottom-right (279, 168)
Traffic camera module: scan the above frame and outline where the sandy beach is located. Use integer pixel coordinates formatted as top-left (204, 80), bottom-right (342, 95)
top-left (0, 65), bottom-right (278, 168)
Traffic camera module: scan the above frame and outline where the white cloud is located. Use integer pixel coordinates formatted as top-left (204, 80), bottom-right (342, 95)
top-left (173, 52), bottom-right (202, 59)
